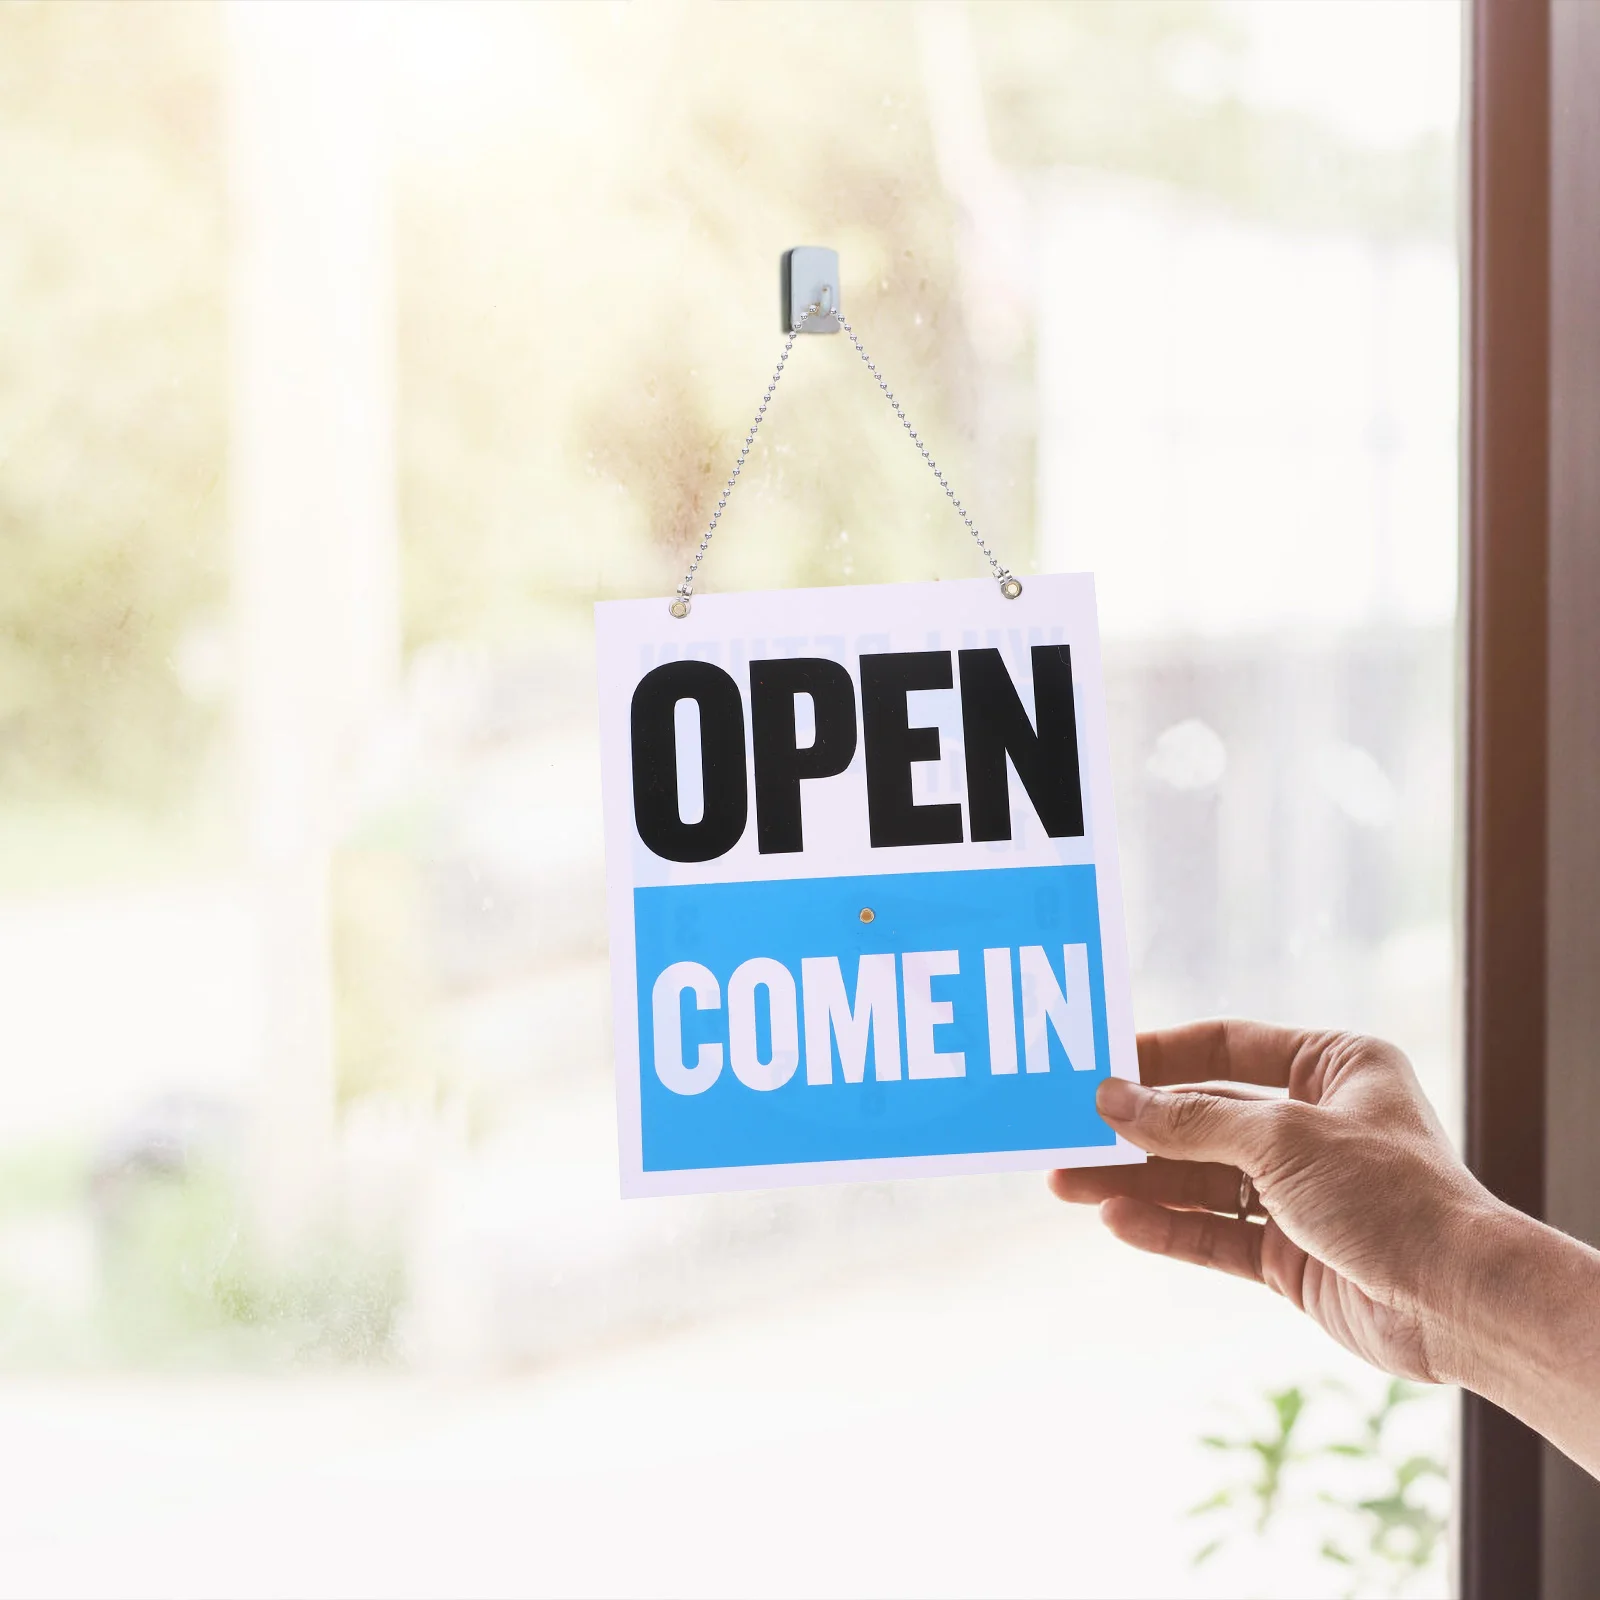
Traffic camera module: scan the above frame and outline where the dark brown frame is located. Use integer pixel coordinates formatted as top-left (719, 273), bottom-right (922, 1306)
top-left (1463, 1), bottom-right (1600, 1594)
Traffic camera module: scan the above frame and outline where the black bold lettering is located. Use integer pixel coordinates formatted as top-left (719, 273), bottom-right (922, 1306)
top-left (630, 661), bottom-right (748, 862)
top-left (958, 645), bottom-right (1084, 841)
top-left (749, 658), bottom-right (858, 854)
top-left (860, 652), bottom-right (964, 848)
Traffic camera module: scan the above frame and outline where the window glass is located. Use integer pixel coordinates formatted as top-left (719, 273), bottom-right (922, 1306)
top-left (0, 4), bottom-right (1460, 1595)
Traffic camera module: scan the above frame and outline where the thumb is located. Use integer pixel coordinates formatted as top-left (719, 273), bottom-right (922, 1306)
top-left (1096, 1077), bottom-right (1277, 1167)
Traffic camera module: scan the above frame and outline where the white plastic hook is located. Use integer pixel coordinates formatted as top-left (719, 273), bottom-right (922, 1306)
top-left (782, 247), bottom-right (841, 334)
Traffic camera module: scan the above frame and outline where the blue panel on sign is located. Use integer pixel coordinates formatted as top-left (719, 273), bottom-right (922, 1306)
top-left (635, 863), bottom-right (1116, 1172)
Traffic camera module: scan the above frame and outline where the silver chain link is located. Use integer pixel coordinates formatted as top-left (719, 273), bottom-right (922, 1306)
top-left (669, 303), bottom-right (1019, 617)
top-left (833, 310), bottom-right (1015, 591)
top-left (670, 327), bottom-right (800, 617)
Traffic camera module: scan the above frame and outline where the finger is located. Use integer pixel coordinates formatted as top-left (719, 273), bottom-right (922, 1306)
top-left (1096, 1076), bottom-right (1290, 1167)
top-left (1049, 1158), bottom-right (1243, 1215)
top-left (1099, 1197), bottom-right (1266, 1285)
top-left (1138, 1019), bottom-right (1314, 1091)
top-left (1174, 1083), bottom-right (1281, 1104)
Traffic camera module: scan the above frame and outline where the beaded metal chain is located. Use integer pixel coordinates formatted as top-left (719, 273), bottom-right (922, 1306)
top-left (668, 299), bottom-right (1020, 617)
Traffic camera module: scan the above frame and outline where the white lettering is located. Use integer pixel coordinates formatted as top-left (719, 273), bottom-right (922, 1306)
top-left (801, 954), bottom-right (902, 1085)
top-left (1019, 943), bottom-right (1096, 1074)
top-left (902, 950), bottom-right (964, 1080)
top-left (983, 947), bottom-right (1018, 1075)
top-left (653, 945), bottom-right (1093, 1094)
top-left (728, 957), bottom-right (801, 1091)
top-left (652, 961), bottom-right (723, 1094)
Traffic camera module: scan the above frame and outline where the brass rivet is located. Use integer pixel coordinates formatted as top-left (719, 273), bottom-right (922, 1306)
top-left (1000, 577), bottom-right (1023, 600)
top-left (668, 597), bottom-right (691, 619)
top-left (859, 907), bottom-right (875, 924)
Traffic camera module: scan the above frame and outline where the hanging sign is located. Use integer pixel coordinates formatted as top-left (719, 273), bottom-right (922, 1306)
top-left (596, 574), bottom-right (1142, 1196)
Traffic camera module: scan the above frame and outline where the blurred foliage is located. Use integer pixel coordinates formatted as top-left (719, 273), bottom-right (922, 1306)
top-left (331, 841), bottom-right (437, 1106)
top-left (395, 3), bottom-right (975, 645)
top-left (96, 1165), bottom-right (404, 1368)
top-left (0, 1140), bottom-right (404, 1370)
top-left (977, 1), bottom-right (1454, 238)
top-left (1192, 1378), bottom-right (1449, 1597)
top-left (0, 1), bottom-right (225, 811)
top-left (0, 0), bottom-right (1455, 820)
top-left (396, 1), bottom-right (1455, 649)
top-left (0, 1136), bottom-right (87, 1219)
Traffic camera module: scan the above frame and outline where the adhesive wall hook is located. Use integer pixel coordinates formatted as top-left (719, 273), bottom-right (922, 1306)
top-left (667, 249), bottom-right (1020, 615)
top-left (782, 247), bottom-right (841, 334)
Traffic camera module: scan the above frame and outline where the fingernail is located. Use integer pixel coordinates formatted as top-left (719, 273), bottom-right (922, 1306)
top-left (1096, 1077), bottom-right (1149, 1120)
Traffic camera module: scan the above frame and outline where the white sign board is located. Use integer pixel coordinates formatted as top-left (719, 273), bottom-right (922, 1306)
top-left (596, 575), bottom-right (1142, 1196)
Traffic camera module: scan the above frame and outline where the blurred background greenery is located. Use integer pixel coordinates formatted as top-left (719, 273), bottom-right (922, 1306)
top-left (0, 5), bottom-right (1460, 1593)
top-left (0, 0), bottom-right (1451, 855)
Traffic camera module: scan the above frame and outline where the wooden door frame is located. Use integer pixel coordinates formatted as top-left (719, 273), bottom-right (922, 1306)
top-left (1463, 1), bottom-right (1600, 1593)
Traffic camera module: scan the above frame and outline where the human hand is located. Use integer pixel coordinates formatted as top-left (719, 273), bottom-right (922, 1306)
top-left (1049, 1021), bottom-right (1507, 1387)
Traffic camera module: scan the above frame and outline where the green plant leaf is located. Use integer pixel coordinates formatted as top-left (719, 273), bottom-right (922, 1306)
top-left (1272, 1386), bottom-right (1307, 1431)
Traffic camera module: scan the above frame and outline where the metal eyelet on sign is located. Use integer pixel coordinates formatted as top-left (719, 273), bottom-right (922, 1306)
top-left (999, 576), bottom-right (1023, 600)
top-left (668, 596), bottom-right (691, 619)
top-left (859, 908), bottom-right (875, 924)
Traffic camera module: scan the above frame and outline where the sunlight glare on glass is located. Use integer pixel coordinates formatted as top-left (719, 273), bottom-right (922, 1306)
top-left (1229, 0), bottom-right (1461, 145)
